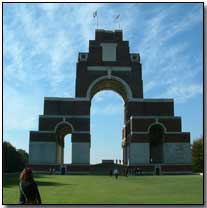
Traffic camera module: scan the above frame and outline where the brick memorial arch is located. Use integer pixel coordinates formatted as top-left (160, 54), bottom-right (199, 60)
top-left (29, 30), bottom-right (192, 174)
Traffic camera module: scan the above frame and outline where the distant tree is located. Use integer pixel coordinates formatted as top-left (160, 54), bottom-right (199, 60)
top-left (17, 149), bottom-right (29, 170)
top-left (192, 137), bottom-right (203, 173)
top-left (3, 141), bottom-right (29, 172)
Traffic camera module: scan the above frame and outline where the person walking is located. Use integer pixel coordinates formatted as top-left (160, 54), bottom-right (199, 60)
top-left (113, 168), bottom-right (119, 179)
top-left (19, 168), bottom-right (42, 204)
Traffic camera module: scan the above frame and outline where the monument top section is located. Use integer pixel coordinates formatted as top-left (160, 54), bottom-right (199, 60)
top-left (95, 29), bottom-right (123, 43)
top-left (76, 29), bottom-right (143, 99)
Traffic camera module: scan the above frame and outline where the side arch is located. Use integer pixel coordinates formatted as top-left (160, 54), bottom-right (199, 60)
top-left (148, 123), bottom-right (165, 164)
top-left (86, 75), bottom-right (133, 102)
top-left (55, 121), bottom-right (74, 165)
top-left (54, 121), bottom-right (74, 133)
top-left (147, 121), bottom-right (167, 133)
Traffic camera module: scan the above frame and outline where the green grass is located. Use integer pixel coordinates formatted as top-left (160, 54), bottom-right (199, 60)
top-left (3, 174), bottom-right (203, 204)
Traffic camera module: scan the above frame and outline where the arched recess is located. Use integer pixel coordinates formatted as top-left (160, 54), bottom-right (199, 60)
top-left (149, 123), bottom-right (165, 163)
top-left (55, 121), bottom-right (74, 165)
top-left (86, 75), bottom-right (133, 102)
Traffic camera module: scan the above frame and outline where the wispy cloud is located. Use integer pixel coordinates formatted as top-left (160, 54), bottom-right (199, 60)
top-left (3, 84), bottom-right (43, 131)
top-left (91, 104), bottom-right (123, 116)
top-left (159, 84), bottom-right (202, 103)
top-left (91, 91), bottom-right (124, 116)
top-left (132, 4), bottom-right (203, 102)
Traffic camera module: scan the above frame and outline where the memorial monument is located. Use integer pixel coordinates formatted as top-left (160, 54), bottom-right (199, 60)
top-left (29, 29), bottom-right (192, 174)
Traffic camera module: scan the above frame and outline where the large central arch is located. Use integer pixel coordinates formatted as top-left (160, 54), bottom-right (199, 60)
top-left (90, 90), bottom-right (124, 164)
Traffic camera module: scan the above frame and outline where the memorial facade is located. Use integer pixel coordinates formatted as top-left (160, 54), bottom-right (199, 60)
top-left (29, 29), bottom-right (192, 174)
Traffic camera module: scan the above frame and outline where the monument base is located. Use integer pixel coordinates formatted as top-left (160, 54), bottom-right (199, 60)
top-left (28, 164), bottom-right (192, 175)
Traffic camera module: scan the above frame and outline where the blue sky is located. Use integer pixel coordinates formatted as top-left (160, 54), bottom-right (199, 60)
top-left (3, 3), bottom-right (203, 164)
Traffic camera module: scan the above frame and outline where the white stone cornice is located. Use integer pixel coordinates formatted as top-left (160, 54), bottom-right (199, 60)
top-left (87, 66), bottom-right (131, 71)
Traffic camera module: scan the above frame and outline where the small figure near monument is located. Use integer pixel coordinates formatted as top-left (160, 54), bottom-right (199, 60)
top-left (52, 168), bottom-right (55, 174)
top-left (136, 168), bottom-right (140, 175)
top-left (49, 168), bottom-right (52, 174)
top-left (124, 167), bottom-right (129, 177)
top-left (113, 168), bottom-right (119, 179)
top-left (19, 168), bottom-right (41, 205)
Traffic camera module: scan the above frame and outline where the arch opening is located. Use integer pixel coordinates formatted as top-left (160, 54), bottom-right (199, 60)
top-left (55, 122), bottom-right (73, 165)
top-left (64, 134), bottom-right (72, 164)
top-left (87, 75), bottom-right (133, 102)
top-left (149, 124), bottom-right (164, 164)
top-left (90, 90), bottom-right (125, 164)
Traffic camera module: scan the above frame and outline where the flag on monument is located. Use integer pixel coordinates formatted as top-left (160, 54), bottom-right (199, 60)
top-left (115, 14), bottom-right (120, 20)
top-left (93, 10), bottom-right (97, 18)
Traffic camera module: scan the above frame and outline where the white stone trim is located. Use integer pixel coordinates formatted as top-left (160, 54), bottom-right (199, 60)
top-left (32, 130), bottom-right (90, 134)
top-left (39, 115), bottom-right (90, 119)
top-left (79, 53), bottom-right (88, 61)
top-left (30, 141), bottom-right (56, 144)
top-left (87, 66), bottom-right (131, 71)
top-left (30, 130), bottom-right (55, 134)
top-left (128, 121), bottom-right (168, 134)
top-left (86, 75), bottom-right (133, 100)
top-left (44, 97), bottom-right (90, 101)
top-left (128, 98), bottom-right (173, 102)
top-left (107, 69), bottom-right (112, 79)
top-left (164, 132), bottom-right (188, 134)
top-left (130, 53), bottom-right (140, 62)
top-left (131, 131), bottom-right (148, 134)
top-left (131, 131), bottom-right (183, 135)
top-left (130, 116), bottom-right (181, 119)
top-left (35, 130), bottom-right (184, 135)
top-left (96, 29), bottom-right (122, 33)
top-left (100, 43), bottom-right (117, 47)
top-left (130, 118), bottom-right (133, 136)
top-left (73, 131), bottom-right (90, 134)
top-left (147, 122), bottom-right (167, 133)
top-left (54, 121), bottom-right (74, 132)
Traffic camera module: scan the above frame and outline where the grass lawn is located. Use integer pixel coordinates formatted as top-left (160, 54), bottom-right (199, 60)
top-left (3, 174), bottom-right (203, 204)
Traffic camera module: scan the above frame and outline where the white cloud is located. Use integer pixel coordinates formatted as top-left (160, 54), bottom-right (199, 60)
top-left (158, 84), bottom-right (202, 103)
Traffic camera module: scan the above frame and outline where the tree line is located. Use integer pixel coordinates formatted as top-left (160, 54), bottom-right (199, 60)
top-left (3, 141), bottom-right (29, 173)
top-left (192, 136), bottom-right (203, 173)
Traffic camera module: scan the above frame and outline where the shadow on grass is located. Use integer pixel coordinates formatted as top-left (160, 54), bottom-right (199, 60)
top-left (36, 181), bottom-right (76, 187)
top-left (3, 174), bottom-right (75, 188)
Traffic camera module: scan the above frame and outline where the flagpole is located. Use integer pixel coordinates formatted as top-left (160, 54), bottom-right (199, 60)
top-left (97, 14), bottom-right (98, 29)
top-left (114, 15), bottom-right (121, 30)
